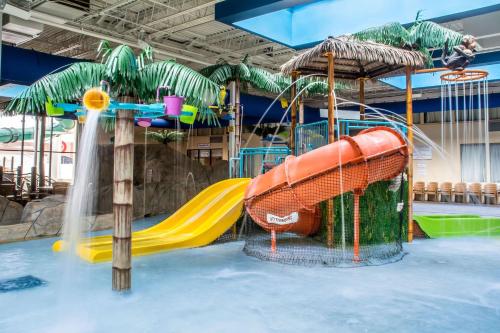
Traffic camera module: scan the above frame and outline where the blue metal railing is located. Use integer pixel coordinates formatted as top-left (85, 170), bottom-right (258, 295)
top-left (339, 119), bottom-right (407, 137)
top-left (231, 119), bottom-right (406, 178)
top-left (233, 147), bottom-right (290, 178)
top-left (295, 120), bottom-right (329, 155)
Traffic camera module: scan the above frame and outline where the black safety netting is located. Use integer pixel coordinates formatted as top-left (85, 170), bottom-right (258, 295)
top-left (240, 178), bottom-right (408, 267)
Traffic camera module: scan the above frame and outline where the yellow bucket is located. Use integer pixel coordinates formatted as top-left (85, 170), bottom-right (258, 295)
top-left (180, 105), bottom-right (198, 125)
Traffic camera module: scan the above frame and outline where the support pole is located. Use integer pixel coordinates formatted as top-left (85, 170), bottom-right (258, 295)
top-left (405, 67), bottom-right (414, 243)
top-left (290, 71), bottom-right (298, 153)
top-left (353, 191), bottom-right (361, 262)
top-left (16, 166), bottom-right (22, 198)
top-left (271, 230), bottom-right (277, 253)
top-left (33, 116), bottom-right (39, 175)
top-left (326, 52), bottom-right (336, 248)
top-left (48, 117), bottom-right (54, 186)
top-left (20, 113), bottom-right (26, 174)
top-left (228, 81), bottom-right (236, 174)
top-left (359, 78), bottom-right (366, 120)
top-left (299, 96), bottom-right (304, 125)
top-left (38, 114), bottom-right (46, 189)
top-left (30, 166), bottom-right (36, 194)
top-left (234, 78), bottom-right (241, 158)
top-left (112, 107), bottom-right (135, 292)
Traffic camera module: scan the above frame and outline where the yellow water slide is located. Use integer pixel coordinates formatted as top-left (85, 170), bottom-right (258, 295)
top-left (53, 178), bottom-right (250, 263)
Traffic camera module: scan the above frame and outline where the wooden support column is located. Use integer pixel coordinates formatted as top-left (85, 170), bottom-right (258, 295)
top-left (359, 78), bottom-right (366, 120)
top-left (112, 107), bottom-right (135, 292)
top-left (405, 67), bottom-right (414, 243)
top-left (299, 96), bottom-right (305, 125)
top-left (326, 52), bottom-right (335, 248)
top-left (290, 71), bottom-right (298, 153)
top-left (234, 78), bottom-right (241, 157)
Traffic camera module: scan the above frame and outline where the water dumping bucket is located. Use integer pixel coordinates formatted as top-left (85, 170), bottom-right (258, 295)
top-left (164, 96), bottom-right (184, 116)
top-left (157, 86), bottom-right (184, 116)
top-left (45, 97), bottom-right (64, 117)
top-left (180, 105), bottom-right (198, 124)
top-left (137, 118), bottom-right (152, 127)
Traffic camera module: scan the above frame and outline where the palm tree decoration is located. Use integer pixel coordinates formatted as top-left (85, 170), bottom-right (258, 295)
top-left (5, 41), bottom-right (219, 292)
top-left (200, 55), bottom-right (281, 156)
top-left (6, 40), bottom-right (219, 114)
top-left (352, 11), bottom-right (464, 66)
top-left (146, 130), bottom-right (184, 144)
top-left (273, 73), bottom-right (348, 98)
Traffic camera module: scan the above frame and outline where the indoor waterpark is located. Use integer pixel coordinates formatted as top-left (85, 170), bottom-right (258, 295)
top-left (0, 1), bottom-right (499, 332)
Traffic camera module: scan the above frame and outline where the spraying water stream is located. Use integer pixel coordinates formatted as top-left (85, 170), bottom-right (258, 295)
top-left (61, 110), bottom-right (101, 256)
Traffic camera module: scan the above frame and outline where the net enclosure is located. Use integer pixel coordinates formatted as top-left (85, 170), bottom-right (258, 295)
top-left (242, 127), bottom-right (409, 266)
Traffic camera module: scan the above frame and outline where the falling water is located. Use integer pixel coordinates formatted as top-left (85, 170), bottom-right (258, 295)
top-left (440, 76), bottom-right (490, 183)
top-left (143, 127), bottom-right (148, 217)
top-left (61, 110), bottom-right (101, 256)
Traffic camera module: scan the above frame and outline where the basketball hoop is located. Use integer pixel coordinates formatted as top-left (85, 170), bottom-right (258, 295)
top-left (440, 69), bottom-right (488, 82)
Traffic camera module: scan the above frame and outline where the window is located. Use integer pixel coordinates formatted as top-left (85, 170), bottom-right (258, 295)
top-left (460, 144), bottom-right (485, 182)
top-left (211, 127), bottom-right (225, 135)
top-left (187, 149), bottom-right (223, 166)
top-left (490, 144), bottom-right (500, 182)
top-left (209, 136), bottom-right (223, 144)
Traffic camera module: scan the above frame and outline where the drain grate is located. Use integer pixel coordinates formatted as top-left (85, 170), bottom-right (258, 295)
top-left (0, 275), bottom-right (46, 293)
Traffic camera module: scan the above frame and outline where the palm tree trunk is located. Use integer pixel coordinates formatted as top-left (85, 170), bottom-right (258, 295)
top-left (112, 104), bottom-right (135, 292)
top-left (235, 78), bottom-right (241, 156)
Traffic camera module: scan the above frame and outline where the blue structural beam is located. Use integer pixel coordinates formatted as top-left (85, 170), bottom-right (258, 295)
top-left (1, 45), bottom-right (83, 85)
top-left (370, 93), bottom-right (500, 115)
top-left (217, 0), bottom-right (500, 49)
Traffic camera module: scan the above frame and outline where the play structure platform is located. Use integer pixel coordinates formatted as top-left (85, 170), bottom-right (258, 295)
top-left (53, 178), bottom-right (249, 263)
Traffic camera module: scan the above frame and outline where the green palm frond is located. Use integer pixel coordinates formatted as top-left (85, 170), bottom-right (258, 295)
top-left (235, 62), bottom-right (251, 81)
top-left (138, 60), bottom-right (219, 106)
top-left (147, 130), bottom-right (184, 144)
top-left (97, 40), bottom-right (112, 62)
top-left (353, 22), bottom-right (410, 47)
top-left (104, 45), bottom-right (138, 92)
top-left (408, 21), bottom-right (463, 49)
top-left (207, 63), bottom-right (234, 85)
top-left (197, 106), bottom-right (221, 127)
top-left (273, 73), bottom-right (348, 97)
top-left (100, 117), bottom-right (115, 133)
top-left (6, 62), bottom-right (105, 114)
top-left (201, 55), bottom-right (281, 95)
top-left (137, 44), bottom-right (153, 70)
top-left (248, 67), bottom-right (281, 94)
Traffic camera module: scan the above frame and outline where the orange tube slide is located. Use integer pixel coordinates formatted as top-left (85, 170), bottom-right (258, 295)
top-left (244, 127), bottom-right (408, 235)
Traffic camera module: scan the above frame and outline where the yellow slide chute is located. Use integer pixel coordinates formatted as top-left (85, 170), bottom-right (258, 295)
top-left (53, 178), bottom-right (250, 263)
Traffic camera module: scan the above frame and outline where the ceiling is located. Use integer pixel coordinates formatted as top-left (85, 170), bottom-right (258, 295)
top-left (2, 0), bottom-right (500, 106)
top-left (4, 0), bottom-right (296, 71)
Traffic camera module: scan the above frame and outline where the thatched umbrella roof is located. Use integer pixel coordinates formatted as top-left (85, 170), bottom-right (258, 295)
top-left (281, 36), bottom-right (427, 80)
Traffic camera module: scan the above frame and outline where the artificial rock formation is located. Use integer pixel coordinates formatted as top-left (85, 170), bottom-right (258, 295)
top-left (96, 143), bottom-right (228, 218)
top-left (0, 195), bottom-right (23, 226)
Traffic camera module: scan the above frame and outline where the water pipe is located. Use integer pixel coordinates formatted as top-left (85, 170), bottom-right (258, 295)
top-left (0, 119), bottom-right (74, 143)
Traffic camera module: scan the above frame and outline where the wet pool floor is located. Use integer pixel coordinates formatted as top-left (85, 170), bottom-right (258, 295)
top-left (0, 217), bottom-right (499, 333)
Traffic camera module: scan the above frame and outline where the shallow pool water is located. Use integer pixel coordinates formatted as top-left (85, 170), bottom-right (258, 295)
top-left (0, 216), bottom-right (499, 333)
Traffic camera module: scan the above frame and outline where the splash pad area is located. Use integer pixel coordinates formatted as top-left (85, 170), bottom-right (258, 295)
top-left (0, 221), bottom-right (499, 333)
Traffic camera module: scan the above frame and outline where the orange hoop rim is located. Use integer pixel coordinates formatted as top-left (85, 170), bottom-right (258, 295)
top-left (440, 69), bottom-right (489, 82)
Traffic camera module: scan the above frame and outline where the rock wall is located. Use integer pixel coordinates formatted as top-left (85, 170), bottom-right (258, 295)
top-left (0, 194), bottom-right (113, 242)
top-left (0, 196), bottom-right (23, 226)
top-left (96, 143), bottom-right (228, 218)
top-left (0, 143), bottom-right (228, 243)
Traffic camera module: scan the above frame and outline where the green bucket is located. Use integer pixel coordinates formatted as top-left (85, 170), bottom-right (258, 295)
top-left (45, 98), bottom-right (64, 117)
top-left (180, 105), bottom-right (198, 124)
